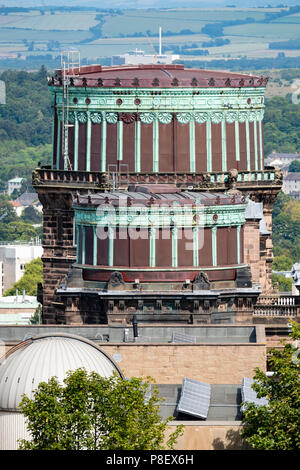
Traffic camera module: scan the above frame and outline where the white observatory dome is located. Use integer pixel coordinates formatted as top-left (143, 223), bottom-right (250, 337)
top-left (0, 332), bottom-right (123, 449)
top-left (0, 332), bottom-right (122, 411)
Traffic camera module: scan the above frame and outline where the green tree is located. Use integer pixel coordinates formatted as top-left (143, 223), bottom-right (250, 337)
top-left (18, 369), bottom-right (183, 450)
top-left (241, 322), bottom-right (300, 450)
top-left (4, 258), bottom-right (43, 297)
top-left (272, 273), bottom-right (293, 292)
top-left (272, 254), bottom-right (294, 271)
top-left (289, 160), bottom-right (300, 173)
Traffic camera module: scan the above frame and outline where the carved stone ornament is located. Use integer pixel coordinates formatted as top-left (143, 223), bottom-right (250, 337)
top-left (274, 167), bottom-right (283, 185)
top-left (68, 111), bottom-right (76, 123)
top-left (107, 271), bottom-right (125, 290)
top-left (193, 271), bottom-right (210, 290)
top-left (140, 112), bottom-right (155, 124)
top-left (225, 111), bottom-right (238, 123)
top-left (32, 169), bottom-right (41, 186)
top-left (106, 112), bottom-right (118, 124)
top-left (176, 112), bottom-right (192, 124)
top-left (211, 112), bottom-right (224, 124)
top-left (77, 111), bottom-right (87, 123)
top-left (157, 112), bottom-right (173, 124)
top-left (119, 113), bottom-right (136, 124)
top-left (194, 112), bottom-right (209, 124)
top-left (90, 112), bottom-right (102, 124)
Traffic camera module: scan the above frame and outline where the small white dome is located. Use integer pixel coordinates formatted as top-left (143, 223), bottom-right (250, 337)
top-left (0, 332), bottom-right (122, 411)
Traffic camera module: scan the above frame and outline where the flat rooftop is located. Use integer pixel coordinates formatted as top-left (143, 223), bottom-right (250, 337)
top-left (0, 324), bottom-right (263, 345)
top-left (156, 383), bottom-right (243, 422)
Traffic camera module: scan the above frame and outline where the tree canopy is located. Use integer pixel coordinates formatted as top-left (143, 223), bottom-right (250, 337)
top-left (241, 322), bottom-right (300, 450)
top-left (3, 257), bottom-right (43, 297)
top-left (289, 160), bottom-right (300, 173)
top-left (18, 370), bottom-right (183, 451)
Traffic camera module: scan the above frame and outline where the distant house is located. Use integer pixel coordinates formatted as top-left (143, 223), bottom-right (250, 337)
top-left (282, 172), bottom-right (300, 197)
top-left (15, 192), bottom-right (42, 214)
top-left (265, 152), bottom-right (300, 168)
top-left (6, 177), bottom-right (24, 196)
top-left (9, 192), bottom-right (42, 217)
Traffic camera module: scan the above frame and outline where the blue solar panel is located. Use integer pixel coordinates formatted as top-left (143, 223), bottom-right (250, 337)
top-left (177, 378), bottom-right (211, 419)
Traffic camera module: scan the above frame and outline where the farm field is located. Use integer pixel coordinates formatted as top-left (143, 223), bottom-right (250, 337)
top-left (0, 6), bottom-right (299, 65)
top-left (0, 11), bottom-right (98, 30)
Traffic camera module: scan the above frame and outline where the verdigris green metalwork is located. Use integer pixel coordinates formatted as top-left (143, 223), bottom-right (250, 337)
top-left (74, 203), bottom-right (246, 229)
top-left (52, 86), bottom-right (265, 121)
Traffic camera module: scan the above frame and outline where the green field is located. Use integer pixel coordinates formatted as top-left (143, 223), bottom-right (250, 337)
top-left (224, 22), bottom-right (300, 40)
top-left (0, 11), bottom-right (98, 31)
top-left (0, 7), bottom-right (299, 64)
top-left (101, 8), bottom-right (268, 37)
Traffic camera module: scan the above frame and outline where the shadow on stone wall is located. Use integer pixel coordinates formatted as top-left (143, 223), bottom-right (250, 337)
top-left (212, 429), bottom-right (252, 450)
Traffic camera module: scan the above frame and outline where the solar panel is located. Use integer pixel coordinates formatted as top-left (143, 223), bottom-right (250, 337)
top-left (241, 377), bottom-right (268, 412)
top-left (171, 332), bottom-right (196, 343)
top-left (177, 378), bottom-right (211, 419)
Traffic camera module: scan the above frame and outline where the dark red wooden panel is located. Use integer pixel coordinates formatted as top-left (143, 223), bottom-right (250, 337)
top-left (78, 123), bottom-right (86, 171)
top-left (159, 122), bottom-right (174, 172)
top-left (238, 122), bottom-right (247, 171)
top-left (130, 231), bottom-right (150, 267)
top-left (156, 229), bottom-right (172, 267)
top-left (178, 228), bottom-right (193, 267)
top-left (85, 226), bottom-right (94, 265)
top-left (140, 123), bottom-right (153, 172)
top-left (114, 228), bottom-right (130, 267)
top-left (226, 123), bottom-right (236, 170)
top-left (174, 121), bottom-right (190, 172)
top-left (122, 121), bottom-right (135, 172)
top-left (106, 122), bottom-right (118, 171)
top-left (249, 122), bottom-right (255, 171)
top-left (211, 123), bottom-right (222, 172)
top-left (91, 122), bottom-right (101, 172)
top-left (195, 123), bottom-right (207, 172)
top-left (198, 228), bottom-right (212, 266)
top-left (97, 233), bottom-right (109, 266)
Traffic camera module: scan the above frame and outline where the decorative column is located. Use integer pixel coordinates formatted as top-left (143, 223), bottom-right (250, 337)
top-left (259, 119), bottom-right (263, 170)
top-left (153, 117), bottom-right (159, 172)
top-left (193, 226), bottom-right (199, 267)
top-left (237, 225), bottom-right (241, 264)
top-left (74, 112), bottom-right (79, 171)
top-left (189, 119), bottom-right (196, 173)
top-left (86, 112), bottom-right (91, 172)
top-left (212, 226), bottom-right (217, 267)
top-left (149, 226), bottom-right (156, 268)
top-left (206, 120), bottom-right (212, 172)
top-left (93, 226), bottom-right (97, 266)
top-left (108, 226), bottom-right (114, 267)
top-left (221, 118), bottom-right (227, 172)
top-left (171, 226), bottom-right (178, 268)
top-left (135, 119), bottom-right (141, 172)
top-left (254, 120), bottom-right (258, 171)
top-left (81, 225), bottom-right (86, 265)
top-left (76, 224), bottom-right (80, 263)
top-left (101, 112), bottom-right (107, 172)
top-left (235, 121), bottom-right (240, 162)
top-left (117, 119), bottom-right (123, 162)
top-left (245, 118), bottom-right (251, 171)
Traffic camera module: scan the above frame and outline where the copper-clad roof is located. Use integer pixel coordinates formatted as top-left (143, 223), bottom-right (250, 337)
top-left (51, 64), bottom-right (268, 89)
top-left (75, 186), bottom-right (247, 208)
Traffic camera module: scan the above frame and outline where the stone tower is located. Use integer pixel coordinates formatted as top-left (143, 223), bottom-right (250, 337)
top-left (33, 64), bottom-right (282, 324)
